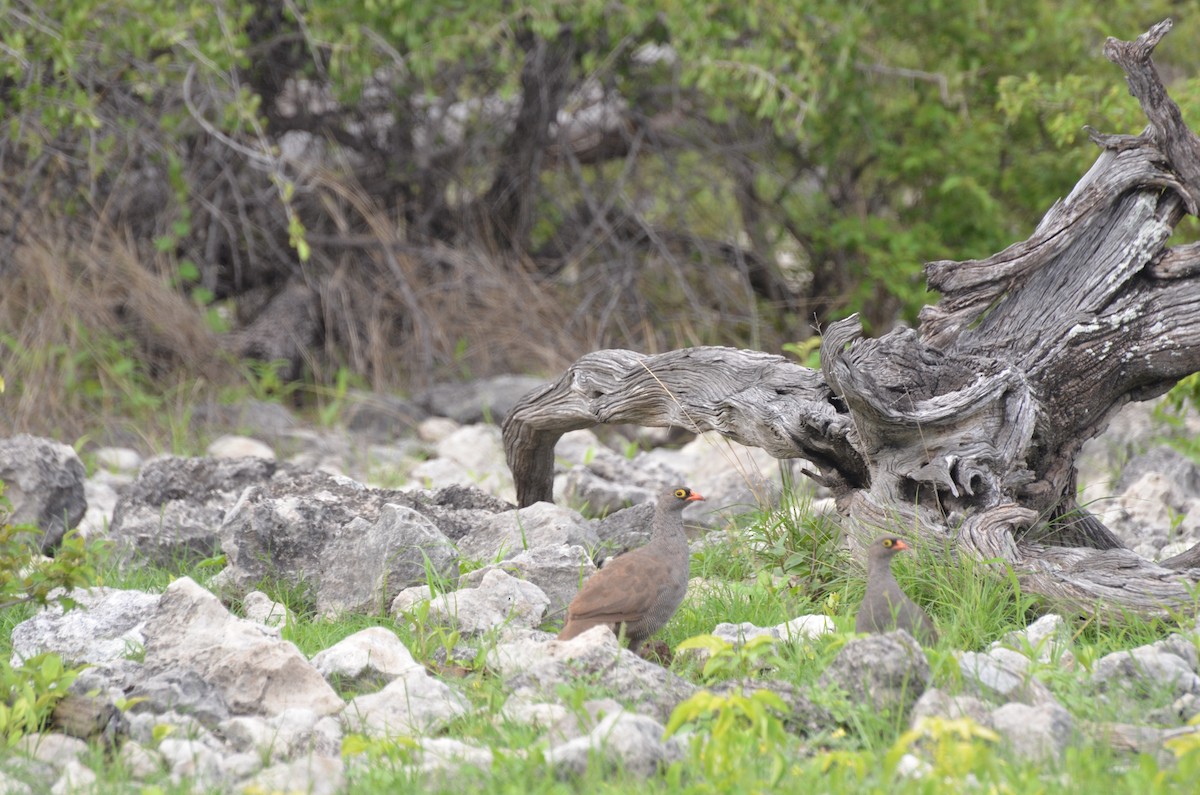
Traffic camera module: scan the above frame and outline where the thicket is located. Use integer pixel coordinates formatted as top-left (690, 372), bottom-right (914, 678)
top-left (3, 1), bottom-right (1200, 442)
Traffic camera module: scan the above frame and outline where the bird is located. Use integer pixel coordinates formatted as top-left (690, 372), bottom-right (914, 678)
top-left (855, 535), bottom-right (939, 645)
top-left (557, 486), bottom-right (704, 653)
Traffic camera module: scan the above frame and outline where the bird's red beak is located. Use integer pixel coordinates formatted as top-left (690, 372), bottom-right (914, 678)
top-left (687, 491), bottom-right (706, 502)
top-left (892, 539), bottom-right (910, 551)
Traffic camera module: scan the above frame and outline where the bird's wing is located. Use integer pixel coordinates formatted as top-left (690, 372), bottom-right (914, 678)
top-left (565, 550), bottom-right (668, 625)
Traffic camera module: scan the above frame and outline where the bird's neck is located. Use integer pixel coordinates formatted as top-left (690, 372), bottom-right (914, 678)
top-left (867, 555), bottom-right (897, 582)
top-left (650, 507), bottom-right (688, 546)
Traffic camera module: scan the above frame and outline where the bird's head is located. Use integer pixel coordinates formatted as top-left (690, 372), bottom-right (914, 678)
top-left (871, 536), bottom-right (910, 557)
top-left (669, 486), bottom-right (705, 504)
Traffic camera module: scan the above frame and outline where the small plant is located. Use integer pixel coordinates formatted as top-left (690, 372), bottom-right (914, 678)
top-left (665, 688), bottom-right (792, 790)
top-left (885, 716), bottom-right (1000, 781)
top-left (676, 634), bottom-right (783, 682)
top-left (0, 653), bottom-right (81, 747)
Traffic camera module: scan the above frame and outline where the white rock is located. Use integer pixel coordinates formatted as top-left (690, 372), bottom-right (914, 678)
top-left (50, 760), bottom-right (95, 795)
top-left (15, 733), bottom-right (88, 769)
top-left (417, 417), bottom-right (460, 443)
top-left (141, 577), bottom-right (344, 718)
top-left (206, 435), bottom-right (276, 460)
top-left (408, 424), bottom-right (514, 500)
top-left (242, 591), bottom-right (291, 630)
top-left (545, 710), bottom-right (684, 777)
top-left (343, 670), bottom-right (469, 737)
top-left (310, 626), bottom-right (424, 686)
top-left (10, 587), bottom-right (160, 666)
top-left (247, 756), bottom-right (345, 795)
top-left (412, 569), bottom-right (549, 633)
top-left (990, 702), bottom-right (1073, 761)
top-left (159, 738), bottom-right (221, 786)
top-left (119, 741), bottom-right (164, 779)
top-left (93, 446), bottom-right (143, 472)
top-left (410, 737), bottom-right (494, 778)
top-left (457, 502), bottom-right (598, 562)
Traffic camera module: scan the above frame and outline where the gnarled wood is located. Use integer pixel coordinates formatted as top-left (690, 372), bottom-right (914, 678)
top-left (503, 20), bottom-right (1200, 617)
top-left (502, 347), bottom-right (866, 507)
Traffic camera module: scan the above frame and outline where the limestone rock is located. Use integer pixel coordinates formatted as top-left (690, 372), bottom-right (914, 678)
top-left (989, 701), bottom-right (1074, 762)
top-left (141, 577), bottom-right (344, 718)
top-left (310, 626), bottom-right (424, 690)
top-left (218, 469), bottom-right (459, 614)
top-left (489, 626), bottom-right (697, 724)
top-left (393, 569), bottom-right (549, 633)
top-left (461, 544), bottom-right (597, 620)
top-left (545, 710), bottom-right (684, 778)
top-left (109, 455), bottom-right (277, 567)
top-left (457, 502), bottom-right (599, 563)
top-left (10, 587), bottom-right (160, 666)
top-left (343, 670), bottom-right (469, 737)
top-left (817, 631), bottom-right (930, 714)
top-left (0, 434), bottom-right (87, 551)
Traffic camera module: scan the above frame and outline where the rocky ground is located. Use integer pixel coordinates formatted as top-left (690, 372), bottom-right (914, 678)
top-left (2, 376), bottom-right (1200, 792)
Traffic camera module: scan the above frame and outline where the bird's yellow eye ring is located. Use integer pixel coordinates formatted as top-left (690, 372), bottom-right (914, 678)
top-left (674, 488), bottom-right (688, 498)
top-left (882, 538), bottom-right (893, 547)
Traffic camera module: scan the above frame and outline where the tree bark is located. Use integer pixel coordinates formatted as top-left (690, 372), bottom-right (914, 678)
top-left (503, 20), bottom-right (1200, 618)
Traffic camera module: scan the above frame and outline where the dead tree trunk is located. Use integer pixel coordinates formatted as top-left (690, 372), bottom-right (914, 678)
top-left (503, 20), bottom-right (1200, 618)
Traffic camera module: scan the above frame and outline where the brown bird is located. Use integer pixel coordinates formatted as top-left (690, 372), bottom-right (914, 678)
top-left (855, 536), bottom-right (939, 645)
top-left (557, 486), bottom-right (704, 653)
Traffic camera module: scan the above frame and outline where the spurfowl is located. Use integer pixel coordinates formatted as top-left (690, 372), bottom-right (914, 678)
top-left (557, 486), bottom-right (704, 653)
top-left (855, 535), bottom-right (939, 645)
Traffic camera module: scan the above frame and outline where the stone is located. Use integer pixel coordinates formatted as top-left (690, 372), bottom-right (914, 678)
top-left (417, 417), bottom-right (460, 443)
top-left (127, 669), bottom-right (231, 727)
top-left (118, 741), bottom-right (163, 779)
top-left (109, 455), bottom-right (277, 567)
top-left (218, 469), bottom-right (459, 614)
top-left (49, 760), bottom-right (95, 795)
top-left (0, 771), bottom-right (34, 795)
top-left (817, 631), bottom-right (930, 714)
top-left (241, 591), bottom-right (291, 630)
top-left (489, 626), bottom-right (697, 724)
top-left (78, 477), bottom-right (121, 538)
top-left (409, 424), bottom-right (514, 501)
top-left (461, 544), bottom-right (597, 620)
top-left (406, 738), bottom-right (494, 782)
top-left (206, 435), bottom-right (276, 460)
top-left (712, 614), bottom-right (835, 646)
top-left (910, 688), bottom-right (993, 727)
top-left (246, 756), bottom-right (345, 795)
top-left (545, 710), bottom-right (685, 778)
top-left (709, 679), bottom-right (834, 736)
top-left (639, 431), bottom-right (791, 520)
top-left (557, 467), bottom-right (656, 516)
top-left (310, 626), bottom-right (424, 689)
top-left (1092, 642), bottom-right (1200, 700)
top-left (141, 577), bottom-right (344, 718)
top-left (394, 569), bottom-right (549, 633)
top-left (14, 733), bottom-right (89, 769)
top-left (218, 708), bottom-right (341, 763)
top-left (93, 447), bottom-right (142, 473)
top-left (991, 614), bottom-right (1074, 667)
top-left (989, 702), bottom-right (1074, 762)
top-left (193, 399), bottom-right (299, 440)
top-left (342, 670), bottom-right (469, 737)
top-left (457, 502), bottom-right (599, 563)
top-left (158, 738), bottom-right (221, 788)
top-left (958, 648), bottom-right (1057, 705)
top-left (0, 434), bottom-right (87, 551)
top-left (10, 587), bottom-right (160, 666)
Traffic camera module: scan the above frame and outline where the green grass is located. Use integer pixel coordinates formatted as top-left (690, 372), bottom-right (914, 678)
top-left (5, 488), bottom-right (1200, 793)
